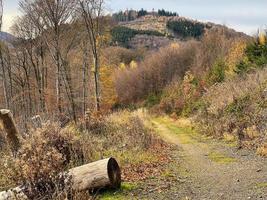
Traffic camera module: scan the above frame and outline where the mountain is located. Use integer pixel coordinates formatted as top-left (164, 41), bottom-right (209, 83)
top-left (0, 31), bottom-right (16, 43)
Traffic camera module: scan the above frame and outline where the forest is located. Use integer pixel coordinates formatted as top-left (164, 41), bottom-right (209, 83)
top-left (0, 0), bottom-right (267, 199)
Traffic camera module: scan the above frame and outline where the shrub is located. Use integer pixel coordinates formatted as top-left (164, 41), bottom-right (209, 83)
top-left (159, 71), bottom-right (206, 116)
top-left (4, 123), bottom-right (81, 199)
top-left (246, 42), bottom-right (267, 66)
top-left (234, 40), bottom-right (267, 75)
top-left (115, 42), bottom-right (197, 104)
top-left (196, 68), bottom-right (267, 151)
top-left (145, 93), bottom-right (161, 108)
top-left (206, 60), bottom-right (226, 85)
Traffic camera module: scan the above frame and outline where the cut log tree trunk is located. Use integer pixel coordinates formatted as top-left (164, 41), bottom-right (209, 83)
top-left (0, 109), bottom-right (21, 155)
top-left (0, 158), bottom-right (121, 200)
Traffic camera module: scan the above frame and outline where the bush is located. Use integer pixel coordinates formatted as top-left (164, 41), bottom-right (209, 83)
top-left (234, 40), bottom-right (267, 74)
top-left (1, 110), bottom-right (156, 199)
top-left (4, 123), bottom-right (81, 199)
top-left (206, 60), bottom-right (226, 85)
top-left (145, 93), bottom-right (161, 108)
top-left (114, 42), bottom-right (197, 104)
top-left (196, 68), bottom-right (267, 151)
top-left (159, 71), bottom-right (206, 116)
top-left (246, 42), bottom-right (267, 66)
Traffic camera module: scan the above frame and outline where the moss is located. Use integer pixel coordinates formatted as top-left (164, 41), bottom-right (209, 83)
top-left (100, 182), bottom-right (138, 200)
top-left (208, 152), bottom-right (236, 164)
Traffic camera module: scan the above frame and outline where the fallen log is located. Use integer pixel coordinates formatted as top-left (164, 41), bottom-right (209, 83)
top-left (0, 109), bottom-right (21, 155)
top-left (0, 157), bottom-right (121, 200)
top-left (70, 157), bottom-right (121, 191)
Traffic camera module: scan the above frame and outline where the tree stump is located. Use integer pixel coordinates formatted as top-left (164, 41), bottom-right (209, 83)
top-left (0, 109), bottom-right (21, 155)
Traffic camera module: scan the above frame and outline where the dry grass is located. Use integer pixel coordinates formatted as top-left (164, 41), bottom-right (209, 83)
top-left (196, 67), bottom-right (267, 152)
top-left (203, 68), bottom-right (267, 114)
top-left (257, 143), bottom-right (267, 157)
top-left (0, 110), bottom-right (162, 199)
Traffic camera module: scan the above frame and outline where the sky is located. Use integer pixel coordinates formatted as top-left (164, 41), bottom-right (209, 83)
top-left (2, 0), bottom-right (267, 35)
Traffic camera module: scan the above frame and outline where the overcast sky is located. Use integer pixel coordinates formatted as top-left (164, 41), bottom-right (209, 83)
top-left (2, 0), bottom-right (267, 35)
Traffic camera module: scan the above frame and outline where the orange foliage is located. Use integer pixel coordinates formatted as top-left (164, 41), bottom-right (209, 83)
top-left (100, 65), bottom-right (118, 111)
top-left (225, 40), bottom-right (247, 77)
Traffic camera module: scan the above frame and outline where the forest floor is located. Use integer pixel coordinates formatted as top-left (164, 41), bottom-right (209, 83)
top-left (99, 116), bottom-right (267, 200)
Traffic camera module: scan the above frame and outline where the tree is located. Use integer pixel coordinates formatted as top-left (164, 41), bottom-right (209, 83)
top-left (19, 0), bottom-right (78, 122)
top-left (0, 0), bottom-right (2, 30)
top-left (0, 0), bottom-right (11, 109)
top-left (11, 15), bottom-right (47, 113)
top-left (79, 0), bottom-right (105, 111)
top-left (138, 9), bottom-right (147, 18)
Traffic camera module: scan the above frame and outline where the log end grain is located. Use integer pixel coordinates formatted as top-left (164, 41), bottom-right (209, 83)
top-left (107, 157), bottom-right (121, 189)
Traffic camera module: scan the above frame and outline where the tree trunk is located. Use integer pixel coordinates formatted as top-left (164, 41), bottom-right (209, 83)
top-left (0, 158), bottom-right (121, 200)
top-left (0, 109), bottom-right (21, 155)
top-left (94, 56), bottom-right (100, 111)
top-left (82, 42), bottom-right (89, 118)
top-left (0, 49), bottom-right (9, 108)
top-left (70, 157), bottom-right (121, 191)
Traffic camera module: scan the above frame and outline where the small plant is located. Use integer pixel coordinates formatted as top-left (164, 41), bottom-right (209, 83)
top-left (206, 60), bottom-right (226, 85)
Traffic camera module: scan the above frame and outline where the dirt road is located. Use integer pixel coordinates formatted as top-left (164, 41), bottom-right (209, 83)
top-left (100, 116), bottom-right (267, 200)
top-left (139, 116), bottom-right (267, 200)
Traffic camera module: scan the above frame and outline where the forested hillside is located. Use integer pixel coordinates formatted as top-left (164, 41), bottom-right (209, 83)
top-left (0, 1), bottom-right (266, 199)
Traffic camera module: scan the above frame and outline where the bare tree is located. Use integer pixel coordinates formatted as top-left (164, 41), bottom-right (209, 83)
top-left (0, 0), bottom-right (2, 30)
top-left (79, 0), bottom-right (104, 111)
top-left (12, 16), bottom-right (47, 113)
top-left (0, 0), bottom-right (9, 108)
top-left (19, 0), bottom-right (78, 122)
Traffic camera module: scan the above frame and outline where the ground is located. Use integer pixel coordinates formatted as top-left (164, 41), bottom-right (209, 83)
top-left (99, 116), bottom-right (267, 200)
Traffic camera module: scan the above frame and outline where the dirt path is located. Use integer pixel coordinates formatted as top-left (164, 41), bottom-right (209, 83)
top-left (137, 116), bottom-right (267, 200)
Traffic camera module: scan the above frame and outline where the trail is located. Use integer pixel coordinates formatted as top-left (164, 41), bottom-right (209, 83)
top-left (138, 116), bottom-right (267, 200)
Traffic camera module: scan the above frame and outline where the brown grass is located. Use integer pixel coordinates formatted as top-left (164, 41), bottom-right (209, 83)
top-left (0, 110), bottom-right (162, 199)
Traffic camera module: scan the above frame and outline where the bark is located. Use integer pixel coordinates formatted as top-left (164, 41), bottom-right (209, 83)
top-left (82, 41), bottom-right (89, 117)
top-left (0, 109), bottom-right (21, 155)
top-left (0, 49), bottom-right (9, 108)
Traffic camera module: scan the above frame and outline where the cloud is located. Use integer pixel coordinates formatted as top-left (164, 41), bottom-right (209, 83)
top-left (2, 12), bottom-right (17, 32)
